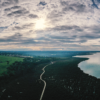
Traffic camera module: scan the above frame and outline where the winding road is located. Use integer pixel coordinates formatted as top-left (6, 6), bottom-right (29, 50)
top-left (39, 62), bottom-right (54, 100)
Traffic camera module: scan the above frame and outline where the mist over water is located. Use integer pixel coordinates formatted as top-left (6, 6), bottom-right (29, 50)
top-left (0, 51), bottom-right (98, 57)
top-left (74, 53), bottom-right (100, 78)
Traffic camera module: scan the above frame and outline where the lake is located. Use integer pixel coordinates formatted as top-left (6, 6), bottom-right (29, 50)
top-left (74, 53), bottom-right (100, 79)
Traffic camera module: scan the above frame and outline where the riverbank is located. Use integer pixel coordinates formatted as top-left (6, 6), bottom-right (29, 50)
top-left (74, 53), bottom-right (100, 79)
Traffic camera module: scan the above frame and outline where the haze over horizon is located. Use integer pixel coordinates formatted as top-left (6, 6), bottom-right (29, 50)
top-left (0, 0), bottom-right (100, 51)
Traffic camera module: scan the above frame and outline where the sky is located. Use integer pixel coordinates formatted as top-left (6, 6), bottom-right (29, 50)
top-left (0, 0), bottom-right (100, 51)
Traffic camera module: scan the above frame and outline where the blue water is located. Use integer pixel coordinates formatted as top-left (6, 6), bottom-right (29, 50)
top-left (74, 53), bottom-right (100, 78)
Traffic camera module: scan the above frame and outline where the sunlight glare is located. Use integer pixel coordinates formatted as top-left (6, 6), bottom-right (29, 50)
top-left (35, 19), bottom-right (46, 30)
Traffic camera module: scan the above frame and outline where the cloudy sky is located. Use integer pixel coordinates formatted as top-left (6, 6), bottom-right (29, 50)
top-left (0, 0), bottom-right (100, 51)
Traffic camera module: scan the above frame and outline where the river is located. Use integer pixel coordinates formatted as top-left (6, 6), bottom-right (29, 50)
top-left (74, 53), bottom-right (100, 79)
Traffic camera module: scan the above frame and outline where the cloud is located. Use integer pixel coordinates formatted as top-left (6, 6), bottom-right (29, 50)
top-left (0, 26), bottom-right (8, 33)
top-left (0, 33), bottom-right (37, 45)
top-left (4, 6), bottom-right (21, 12)
top-left (4, 8), bottom-right (11, 11)
top-left (28, 14), bottom-right (38, 18)
top-left (47, 34), bottom-right (87, 44)
top-left (7, 8), bottom-right (29, 17)
top-left (1, 0), bottom-right (18, 7)
top-left (53, 25), bottom-right (73, 30)
top-left (47, 10), bottom-right (63, 19)
top-left (61, 1), bottom-right (87, 13)
top-left (13, 23), bottom-right (34, 30)
top-left (80, 34), bottom-right (100, 39)
top-left (49, 25), bottom-right (83, 31)
top-left (11, 5), bottom-right (20, 9)
top-left (38, 1), bottom-right (47, 6)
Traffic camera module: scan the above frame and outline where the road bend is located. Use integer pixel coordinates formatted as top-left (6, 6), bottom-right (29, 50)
top-left (39, 62), bottom-right (53, 100)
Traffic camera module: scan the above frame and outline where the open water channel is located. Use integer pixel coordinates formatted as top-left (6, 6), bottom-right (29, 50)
top-left (74, 53), bottom-right (100, 78)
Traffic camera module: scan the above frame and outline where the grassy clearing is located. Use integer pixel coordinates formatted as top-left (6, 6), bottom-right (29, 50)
top-left (0, 55), bottom-right (23, 76)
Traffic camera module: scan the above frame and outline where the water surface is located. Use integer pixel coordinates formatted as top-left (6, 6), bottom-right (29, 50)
top-left (74, 53), bottom-right (100, 78)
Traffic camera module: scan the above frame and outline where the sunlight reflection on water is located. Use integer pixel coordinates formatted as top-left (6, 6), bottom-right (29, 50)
top-left (74, 53), bottom-right (100, 78)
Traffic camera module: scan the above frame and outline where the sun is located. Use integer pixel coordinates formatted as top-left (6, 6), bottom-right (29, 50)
top-left (34, 18), bottom-right (46, 30)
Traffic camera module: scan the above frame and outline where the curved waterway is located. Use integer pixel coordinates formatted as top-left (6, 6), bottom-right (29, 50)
top-left (74, 53), bottom-right (100, 79)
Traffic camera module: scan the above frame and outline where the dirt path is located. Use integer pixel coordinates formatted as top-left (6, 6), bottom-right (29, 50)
top-left (39, 62), bottom-right (54, 100)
